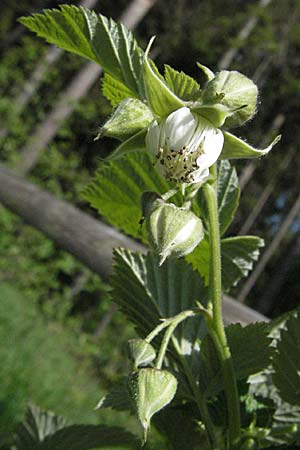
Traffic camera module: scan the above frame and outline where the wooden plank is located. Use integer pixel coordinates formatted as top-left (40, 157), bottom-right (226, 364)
top-left (0, 164), bottom-right (269, 324)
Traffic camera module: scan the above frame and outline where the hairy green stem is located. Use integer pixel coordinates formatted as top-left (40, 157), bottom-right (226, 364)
top-left (145, 309), bottom-right (197, 344)
top-left (203, 172), bottom-right (241, 446)
top-left (155, 321), bottom-right (178, 369)
top-left (153, 309), bottom-right (197, 369)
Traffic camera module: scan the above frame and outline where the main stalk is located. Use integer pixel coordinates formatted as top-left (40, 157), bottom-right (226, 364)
top-left (203, 168), bottom-right (241, 446)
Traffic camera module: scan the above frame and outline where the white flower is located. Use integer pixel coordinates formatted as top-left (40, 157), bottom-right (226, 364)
top-left (146, 107), bottom-right (224, 184)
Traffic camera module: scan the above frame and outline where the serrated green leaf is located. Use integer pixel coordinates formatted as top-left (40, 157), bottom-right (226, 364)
top-left (248, 330), bottom-right (300, 449)
top-left (221, 132), bottom-right (281, 160)
top-left (14, 405), bottom-right (67, 450)
top-left (199, 323), bottom-right (272, 397)
top-left (143, 41), bottom-right (185, 117)
top-left (111, 249), bottom-right (208, 369)
top-left (15, 404), bottom-right (136, 449)
top-left (227, 323), bottom-right (273, 380)
top-left (20, 6), bottom-right (97, 61)
top-left (102, 73), bottom-right (137, 107)
top-left (221, 236), bottom-right (264, 289)
top-left (164, 65), bottom-right (201, 101)
top-left (41, 425), bottom-right (138, 450)
top-left (198, 333), bottom-right (221, 396)
top-left (273, 313), bottom-right (300, 406)
top-left (217, 160), bottom-right (240, 236)
top-left (82, 152), bottom-right (175, 240)
top-left (186, 235), bottom-right (264, 290)
top-left (96, 378), bottom-right (132, 412)
top-left (20, 6), bottom-right (144, 95)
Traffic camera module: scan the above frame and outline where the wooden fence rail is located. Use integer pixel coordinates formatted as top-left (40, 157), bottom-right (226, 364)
top-left (0, 164), bottom-right (268, 325)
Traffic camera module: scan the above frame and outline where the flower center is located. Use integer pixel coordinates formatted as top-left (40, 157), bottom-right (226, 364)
top-left (155, 141), bottom-right (204, 183)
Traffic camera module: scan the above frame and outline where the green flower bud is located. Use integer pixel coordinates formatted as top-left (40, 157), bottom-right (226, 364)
top-left (128, 368), bottom-right (177, 442)
top-left (203, 70), bottom-right (258, 128)
top-left (142, 194), bottom-right (204, 265)
top-left (97, 98), bottom-right (153, 141)
top-left (128, 339), bottom-right (156, 368)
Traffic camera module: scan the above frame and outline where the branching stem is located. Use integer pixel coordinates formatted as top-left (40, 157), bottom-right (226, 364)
top-left (146, 309), bottom-right (218, 448)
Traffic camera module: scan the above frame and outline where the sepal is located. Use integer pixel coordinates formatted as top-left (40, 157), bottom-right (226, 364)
top-left (128, 368), bottom-right (177, 442)
top-left (221, 132), bottom-right (281, 160)
top-left (197, 62), bottom-right (215, 81)
top-left (128, 339), bottom-right (156, 369)
top-left (192, 103), bottom-right (231, 127)
top-left (143, 37), bottom-right (185, 117)
top-left (97, 98), bottom-right (153, 141)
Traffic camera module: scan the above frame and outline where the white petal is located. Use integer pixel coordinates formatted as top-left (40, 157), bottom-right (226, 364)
top-left (196, 129), bottom-right (224, 169)
top-left (162, 107), bottom-right (197, 151)
top-left (146, 120), bottom-right (160, 155)
top-left (190, 167), bottom-right (209, 184)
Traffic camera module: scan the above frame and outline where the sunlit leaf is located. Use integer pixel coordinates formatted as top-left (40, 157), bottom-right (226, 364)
top-left (164, 65), bottom-right (201, 101)
top-left (102, 73), bottom-right (137, 107)
top-left (20, 6), bottom-right (144, 95)
top-left (83, 152), bottom-right (175, 240)
top-left (143, 40), bottom-right (184, 117)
